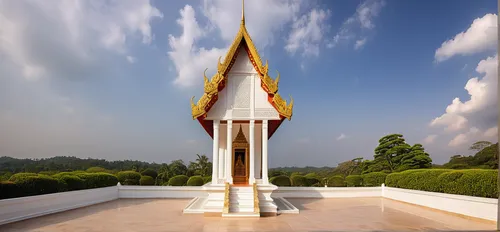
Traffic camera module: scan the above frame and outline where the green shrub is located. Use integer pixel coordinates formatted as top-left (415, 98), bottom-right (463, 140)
top-left (86, 167), bottom-right (112, 173)
top-left (140, 176), bottom-right (155, 186)
top-left (14, 175), bottom-right (59, 197)
top-left (203, 176), bottom-right (212, 184)
top-left (168, 175), bottom-right (189, 186)
top-left (345, 175), bottom-right (363, 187)
top-left (386, 169), bottom-right (450, 192)
top-left (141, 168), bottom-right (158, 179)
top-left (291, 175), bottom-right (306, 186)
top-left (73, 172), bottom-right (118, 188)
top-left (327, 175), bottom-right (346, 187)
top-left (187, 176), bottom-right (204, 186)
top-left (0, 181), bottom-right (19, 199)
top-left (386, 168), bottom-right (497, 198)
top-left (438, 169), bottom-right (497, 198)
top-left (362, 172), bottom-right (388, 187)
top-left (56, 175), bottom-right (85, 191)
top-left (270, 175), bottom-right (291, 186)
top-left (116, 171), bottom-right (141, 185)
top-left (38, 171), bottom-right (59, 176)
top-left (304, 173), bottom-right (320, 186)
top-left (8, 173), bottom-right (37, 182)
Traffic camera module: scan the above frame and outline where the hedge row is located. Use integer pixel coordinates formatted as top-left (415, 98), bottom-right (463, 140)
top-left (1, 172), bottom-right (118, 199)
top-left (386, 169), bottom-right (498, 198)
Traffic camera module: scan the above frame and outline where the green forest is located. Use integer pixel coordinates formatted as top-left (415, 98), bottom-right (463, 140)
top-left (0, 133), bottom-right (497, 199)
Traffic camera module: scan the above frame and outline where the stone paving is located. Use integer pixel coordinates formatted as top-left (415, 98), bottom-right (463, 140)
top-left (0, 198), bottom-right (495, 231)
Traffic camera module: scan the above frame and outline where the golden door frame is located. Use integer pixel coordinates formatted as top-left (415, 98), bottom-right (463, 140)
top-left (232, 142), bottom-right (249, 184)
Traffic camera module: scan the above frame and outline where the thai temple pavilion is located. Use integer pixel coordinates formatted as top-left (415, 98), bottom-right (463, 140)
top-left (187, 0), bottom-right (293, 217)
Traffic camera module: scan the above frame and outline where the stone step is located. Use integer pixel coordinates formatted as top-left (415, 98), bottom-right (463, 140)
top-left (229, 201), bottom-right (254, 207)
top-left (229, 207), bottom-right (255, 213)
top-left (222, 212), bottom-right (260, 218)
top-left (230, 196), bottom-right (254, 201)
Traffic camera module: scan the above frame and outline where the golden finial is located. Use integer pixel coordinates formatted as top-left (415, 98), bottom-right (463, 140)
top-left (241, 0), bottom-right (245, 25)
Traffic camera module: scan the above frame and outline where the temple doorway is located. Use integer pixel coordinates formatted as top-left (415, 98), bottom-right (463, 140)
top-left (232, 125), bottom-right (249, 185)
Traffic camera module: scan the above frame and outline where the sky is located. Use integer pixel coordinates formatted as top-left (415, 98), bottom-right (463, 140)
top-left (0, 0), bottom-right (497, 167)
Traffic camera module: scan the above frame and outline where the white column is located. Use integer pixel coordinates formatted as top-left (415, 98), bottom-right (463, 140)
top-left (226, 120), bottom-right (233, 183)
top-left (262, 120), bottom-right (269, 184)
top-left (249, 120), bottom-right (255, 184)
top-left (218, 148), bottom-right (224, 179)
top-left (211, 120), bottom-right (220, 184)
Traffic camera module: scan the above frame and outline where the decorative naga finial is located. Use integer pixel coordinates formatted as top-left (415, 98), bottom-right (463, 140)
top-left (241, 0), bottom-right (245, 25)
top-left (190, 96), bottom-right (196, 107)
top-left (203, 68), bottom-right (209, 83)
top-left (275, 70), bottom-right (280, 84)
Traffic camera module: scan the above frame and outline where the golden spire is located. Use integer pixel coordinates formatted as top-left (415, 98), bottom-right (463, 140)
top-left (241, 0), bottom-right (245, 25)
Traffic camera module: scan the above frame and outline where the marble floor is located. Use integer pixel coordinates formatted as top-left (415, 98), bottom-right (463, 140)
top-left (0, 198), bottom-right (495, 232)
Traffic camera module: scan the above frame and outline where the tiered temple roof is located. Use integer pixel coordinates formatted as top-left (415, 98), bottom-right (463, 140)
top-left (190, 1), bottom-right (293, 138)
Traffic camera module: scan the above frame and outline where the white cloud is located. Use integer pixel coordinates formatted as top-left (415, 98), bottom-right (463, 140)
top-left (448, 127), bottom-right (480, 147)
top-left (337, 133), bottom-right (348, 141)
top-left (285, 8), bottom-right (330, 57)
top-left (168, 5), bottom-right (226, 88)
top-left (328, 0), bottom-right (385, 49)
top-left (0, 0), bottom-right (163, 159)
top-left (484, 126), bottom-right (498, 138)
top-left (169, 1), bottom-right (307, 87)
top-left (423, 134), bottom-right (438, 144)
top-left (126, 56), bottom-right (137, 63)
top-left (202, 0), bottom-right (302, 48)
top-left (435, 13), bottom-right (497, 62)
top-left (430, 54), bottom-right (498, 133)
top-left (0, 0), bottom-right (162, 80)
top-left (354, 38), bottom-right (367, 50)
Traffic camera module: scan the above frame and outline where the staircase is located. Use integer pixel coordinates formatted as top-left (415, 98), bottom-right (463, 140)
top-left (222, 184), bottom-right (260, 217)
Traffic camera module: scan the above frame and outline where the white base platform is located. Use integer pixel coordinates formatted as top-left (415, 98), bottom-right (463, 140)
top-left (182, 183), bottom-right (289, 216)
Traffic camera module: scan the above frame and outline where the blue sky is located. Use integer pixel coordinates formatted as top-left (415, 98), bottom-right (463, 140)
top-left (0, 0), bottom-right (497, 167)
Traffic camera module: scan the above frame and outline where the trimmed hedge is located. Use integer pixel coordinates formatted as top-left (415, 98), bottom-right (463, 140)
top-left (0, 181), bottom-right (19, 199)
top-left (291, 175), bottom-right (306, 186)
top-left (116, 171), bottom-right (141, 185)
top-left (304, 173), bottom-right (320, 187)
top-left (345, 175), bottom-right (363, 187)
top-left (327, 175), bottom-right (346, 187)
top-left (86, 167), bottom-right (112, 173)
top-left (386, 169), bottom-right (498, 198)
top-left (386, 169), bottom-right (450, 192)
top-left (187, 176), bottom-right (204, 186)
top-left (140, 176), bottom-right (155, 186)
top-left (362, 172), bottom-right (387, 187)
top-left (270, 175), bottom-right (291, 186)
top-left (168, 175), bottom-right (189, 186)
top-left (57, 175), bottom-right (85, 191)
top-left (9, 173), bottom-right (38, 182)
top-left (140, 168), bottom-right (158, 179)
top-left (203, 176), bottom-right (212, 184)
top-left (13, 175), bottom-right (59, 197)
top-left (74, 173), bottom-right (118, 188)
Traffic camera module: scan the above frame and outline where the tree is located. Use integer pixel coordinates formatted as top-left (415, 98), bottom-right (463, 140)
top-left (195, 154), bottom-right (211, 176)
top-left (396, 144), bottom-right (432, 171)
top-left (469, 141), bottom-right (493, 152)
top-left (332, 157), bottom-right (364, 176)
top-left (374, 134), bottom-right (411, 171)
top-left (169, 160), bottom-right (188, 176)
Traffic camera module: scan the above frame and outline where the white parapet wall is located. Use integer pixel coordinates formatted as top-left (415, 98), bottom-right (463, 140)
top-left (118, 185), bottom-right (207, 198)
top-left (383, 186), bottom-right (498, 221)
top-left (0, 186), bottom-right (118, 226)
top-left (0, 184), bottom-right (497, 225)
top-left (273, 186), bottom-right (382, 198)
